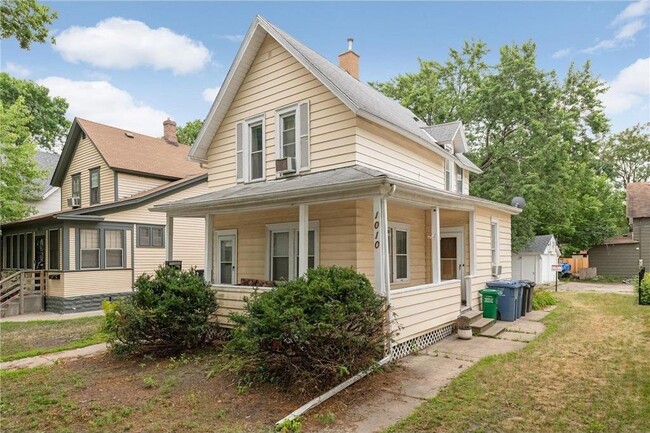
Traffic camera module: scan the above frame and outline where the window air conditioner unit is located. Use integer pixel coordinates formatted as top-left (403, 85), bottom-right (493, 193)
top-left (67, 197), bottom-right (81, 208)
top-left (275, 157), bottom-right (296, 175)
top-left (492, 265), bottom-right (502, 278)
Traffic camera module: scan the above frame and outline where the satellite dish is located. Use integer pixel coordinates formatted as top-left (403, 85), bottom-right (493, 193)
top-left (511, 197), bottom-right (526, 209)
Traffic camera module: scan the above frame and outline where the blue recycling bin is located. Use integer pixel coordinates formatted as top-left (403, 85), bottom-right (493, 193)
top-left (485, 280), bottom-right (527, 322)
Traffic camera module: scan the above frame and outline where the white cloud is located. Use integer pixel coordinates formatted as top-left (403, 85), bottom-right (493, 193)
top-left (584, 0), bottom-right (649, 53)
top-left (219, 34), bottom-right (244, 42)
top-left (600, 58), bottom-right (650, 115)
top-left (4, 62), bottom-right (31, 77)
top-left (37, 76), bottom-right (170, 137)
top-left (54, 17), bottom-right (211, 75)
top-left (202, 86), bottom-right (220, 102)
top-left (551, 48), bottom-right (572, 59)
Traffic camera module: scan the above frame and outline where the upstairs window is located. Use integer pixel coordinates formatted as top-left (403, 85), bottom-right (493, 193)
top-left (249, 121), bottom-right (264, 181)
top-left (89, 168), bottom-right (100, 204)
top-left (456, 166), bottom-right (464, 193)
top-left (280, 113), bottom-right (296, 158)
top-left (236, 115), bottom-right (266, 183)
top-left (71, 174), bottom-right (81, 200)
top-left (444, 160), bottom-right (453, 191)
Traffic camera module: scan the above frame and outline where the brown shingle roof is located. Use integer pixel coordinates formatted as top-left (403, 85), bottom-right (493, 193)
top-left (627, 182), bottom-right (650, 219)
top-left (77, 118), bottom-right (205, 179)
top-left (602, 234), bottom-right (639, 245)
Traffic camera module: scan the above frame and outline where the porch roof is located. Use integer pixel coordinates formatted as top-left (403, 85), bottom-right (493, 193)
top-left (152, 165), bottom-right (522, 216)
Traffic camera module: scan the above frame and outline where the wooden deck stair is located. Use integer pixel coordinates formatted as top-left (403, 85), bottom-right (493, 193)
top-left (461, 309), bottom-right (506, 338)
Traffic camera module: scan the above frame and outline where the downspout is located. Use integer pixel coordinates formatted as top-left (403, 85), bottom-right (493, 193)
top-left (275, 184), bottom-right (397, 427)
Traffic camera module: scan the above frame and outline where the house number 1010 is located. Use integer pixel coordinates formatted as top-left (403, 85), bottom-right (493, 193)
top-left (374, 211), bottom-right (380, 249)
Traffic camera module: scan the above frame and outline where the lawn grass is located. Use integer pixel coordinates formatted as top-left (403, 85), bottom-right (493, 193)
top-left (383, 293), bottom-right (650, 433)
top-left (0, 316), bottom-right (107, 362)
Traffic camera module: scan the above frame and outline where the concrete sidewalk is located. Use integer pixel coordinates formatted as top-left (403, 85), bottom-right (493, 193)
top-left (321, 308), bottom-right (554, 433)
top-left (0, 343), bottom-right (108, 370)
top-left (0, 310), bottom-right (104, 323)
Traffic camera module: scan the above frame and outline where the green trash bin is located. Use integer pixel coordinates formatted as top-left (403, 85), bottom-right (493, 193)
top-left (479, 288), bottom-right (499, 319)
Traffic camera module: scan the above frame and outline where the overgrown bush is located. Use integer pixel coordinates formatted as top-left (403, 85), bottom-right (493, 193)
top-left (532, 288), bottom-right (558, 310)
top-left (638, 274), bottom-right (650, 305)
top-left (103, 266), bottom-right (218, 355)
top-left (225, 266), bottom-right (389, 394)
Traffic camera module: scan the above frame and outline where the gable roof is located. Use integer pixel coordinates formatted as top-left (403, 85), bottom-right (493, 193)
top-left (33, 151), bottom-right (61, 197)
top-left (519, 234), bottom-right (555, 254)
top-left (422, 120), bottom-right (469, 154)
top-left (627, 182), bottom-right (650, 219)
top-left (190, 16), bottom-right (480, 174)
top-left (51, 118), bottom-right (205, 187)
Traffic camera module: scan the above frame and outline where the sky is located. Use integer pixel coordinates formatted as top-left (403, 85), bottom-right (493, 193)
top-left (3, 1), bottom-right (649, 138)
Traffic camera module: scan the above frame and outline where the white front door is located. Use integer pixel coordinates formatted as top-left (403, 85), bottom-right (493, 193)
top-left (214, 230), bottom-right (237, 285)
top-left (441, 228), bottom-right (467, 306)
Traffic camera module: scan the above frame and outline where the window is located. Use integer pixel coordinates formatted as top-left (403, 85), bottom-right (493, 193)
top-left (137, 225), bottom-right (164, 247)
top-left (48, 229), bottom-right (60, 270)
top-left (249, 121), bottom-right (264, 181)
top-left (80, 229), bottom-right (100, 269)
top-left (490, 220), bottom-right (499, 267)
top-left (456, 166), bottom-right (464, 193)
top-left (71, 173), bottom-right (81, 200)
top-left (89, 168), bottom-right (100, 204)
top-left (12, 235), bottom-right (19, 268)
top-left (444, 160), bottom-right (452, 191)
top-left (105, 230), bottom-right (124, 268)
top-left (388, 223), bottom-right (409, 282)
top-left (26, 233), bottom-right (33, 269)
top-left (18, 234), bottom-right (25, 268)
top-left (279, 112), bottom-right (296, 158)
top-left (268, 222), bottom-right (318, 281)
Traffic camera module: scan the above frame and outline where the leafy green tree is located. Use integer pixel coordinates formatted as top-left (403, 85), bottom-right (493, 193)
top-left (373, 40), bottom-right (624, 253)
top-left (0, 73), bottom-right (70, 150)
top-left (176, 119), bottom-right (203, 146)
top-left (0, 97), bottom-right (45, 223)
top-left (600, 123), bottom-right (650, 189)
top-left (0, 0), bottom-right (57, 50)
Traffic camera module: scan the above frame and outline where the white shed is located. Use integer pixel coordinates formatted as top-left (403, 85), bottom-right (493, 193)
top-left (512, 235), bottom-right (561, 284)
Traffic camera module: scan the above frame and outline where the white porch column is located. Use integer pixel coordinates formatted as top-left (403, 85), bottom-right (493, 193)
top-left (165, 215), bottom-right (174, 261)
top-left (204, 214), bottom-right (213, 284)
top-left (469, 211), bottom-right (477, 276)
top-left (373, 196), bottom-right (390, 295)
top-left (431, 206), bottom-right (441, 283)
top-left (298, 204), bottom-right (309, 276)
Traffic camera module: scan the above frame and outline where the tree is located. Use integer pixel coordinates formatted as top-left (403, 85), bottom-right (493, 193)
top-left (373, 40), bottom-right (625, 253)
top-left (0, 97), bottom-right (45, 223)
top-left (599, 123), bottom-right (650, 189)
top-left (176, 119), bottom-right (203, 146)
top-left (0, 0), bottom-right (57, 50)
top-left (0, 73), bottom-right (70, 150)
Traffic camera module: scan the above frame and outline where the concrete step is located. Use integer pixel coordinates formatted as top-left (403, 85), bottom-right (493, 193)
top-left (470, 317), bottom-right (496, 334)
top-left (479, 323), bottom-right (506, 338)
top-left (461, 309), bottom-right (483, 323)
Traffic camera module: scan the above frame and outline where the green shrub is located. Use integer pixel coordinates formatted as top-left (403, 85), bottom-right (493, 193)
top-left (532, 289), bottom-right (558, 310)
top-left (103, 267), bottom-right (218, 355)
top-left (639, 274), bottom-right (650, 305)
top-left (226, 266), bottom-right (388, 394)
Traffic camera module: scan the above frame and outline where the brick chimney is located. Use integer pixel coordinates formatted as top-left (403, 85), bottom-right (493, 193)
top-left (338, 37), bottom-right (359, 79)
top-left (163, 118), bottom-right (178, 146)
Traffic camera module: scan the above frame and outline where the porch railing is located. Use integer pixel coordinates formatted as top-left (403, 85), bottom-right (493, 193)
top-left (0, 270), bottom-right (46, 315)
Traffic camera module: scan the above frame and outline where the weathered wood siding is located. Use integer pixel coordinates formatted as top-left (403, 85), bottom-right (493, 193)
top-left (206, 35), bottom-right (357, 190)
top-left (116, 173), bottom-right (168, 199)
top-left (60, 137), bottom-right (114, 209)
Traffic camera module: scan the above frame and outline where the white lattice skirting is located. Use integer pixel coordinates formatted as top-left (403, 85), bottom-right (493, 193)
top-left (391, 325), bottom-right (454, 360)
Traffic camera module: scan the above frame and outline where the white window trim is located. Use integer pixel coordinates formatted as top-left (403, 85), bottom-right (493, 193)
top-left (79, 228), bottom-right (100, 270)
top-left (265, 221), bottom-right (320, 281)
top-left (388, 222), bottom-right (410, 283)
top-left (274, 101), bottom-right (307, 175)
top-left (490, 217), bottom-right (500, 267)
top-left (243, 114), bottom-right (266, 183)
top-left (214, 229), bottom-right (237, 285)
top-left (104, 229), bottom-right (125, 269)
top-left (444, 159), bottom-right (453, 192)
top-left (456, 165), bottom-right (464, 194)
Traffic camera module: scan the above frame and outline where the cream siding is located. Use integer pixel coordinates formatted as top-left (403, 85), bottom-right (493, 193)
top-left (60, 270), bottom-right (133, 297)
top-left (60, 137), bottom-right (114, 209)
top-left (206, 35), bottom-right (357, 191)
top-left (26, 189), bottom-right (61, 216)
top-left (116, 173), bottom-right (168, 200)
top-left (214, 286), bottom-right (272, 325)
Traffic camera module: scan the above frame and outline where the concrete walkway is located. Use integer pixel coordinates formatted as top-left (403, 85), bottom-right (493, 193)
top-left (0, 310), bottom-right (104, 323)
top-left (0, 343), bottom-right (108, 370)
top-left (323, 308), bottom-right (553, 433)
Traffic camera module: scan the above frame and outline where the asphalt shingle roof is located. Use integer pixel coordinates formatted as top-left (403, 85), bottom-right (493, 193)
top-left (520, 234), bottom-right (554, 254)
top-left (422, 121), bottom-right (461, 144)
top-left (627, 182), bottom-right (650, 219)
top-left (34, 151), bottom-right (60, 196)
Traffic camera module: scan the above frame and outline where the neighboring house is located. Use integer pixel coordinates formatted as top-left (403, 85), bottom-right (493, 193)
top-left (589, 182), bottom-right (649, 277)
top-left (1, 118), bottom-right (208, 313)
top-left (512, 235), bottom-right (560, 284)
top-left (25, 151), bottom-right (62, 216)
top-left (154, 16), bottom-right (521, 354)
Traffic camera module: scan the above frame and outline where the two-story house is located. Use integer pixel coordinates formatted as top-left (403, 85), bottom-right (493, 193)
top-left (155, 16), bottom-right (521, 355)
top-left (1, 118), bottom-right (208, 314)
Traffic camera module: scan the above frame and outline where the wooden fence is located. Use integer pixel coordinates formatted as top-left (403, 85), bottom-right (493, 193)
top-left (561, 256), bottom-right (589, 274)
